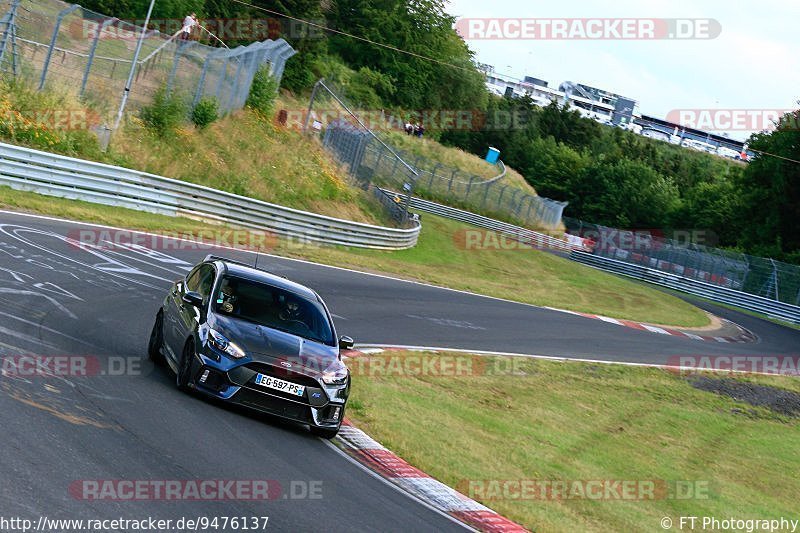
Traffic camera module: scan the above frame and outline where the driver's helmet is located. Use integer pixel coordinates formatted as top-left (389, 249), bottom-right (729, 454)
top-left (278, 296), bottom-right (302, 321)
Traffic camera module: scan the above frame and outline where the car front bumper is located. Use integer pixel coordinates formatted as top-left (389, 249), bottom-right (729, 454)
top-left (186, 346), bottom-right (349, 429)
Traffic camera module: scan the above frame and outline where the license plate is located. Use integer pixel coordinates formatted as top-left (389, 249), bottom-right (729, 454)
top-left (254, 373), bottom-right (305, 397)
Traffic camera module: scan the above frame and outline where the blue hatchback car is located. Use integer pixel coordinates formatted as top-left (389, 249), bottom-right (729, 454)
top-left (148, 255), bottom-right (353, 439)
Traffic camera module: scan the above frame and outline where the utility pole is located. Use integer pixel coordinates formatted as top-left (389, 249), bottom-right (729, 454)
top-left (112, 0), bottom-right (157, 132)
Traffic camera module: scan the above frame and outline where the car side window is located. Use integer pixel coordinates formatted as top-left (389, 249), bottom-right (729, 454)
top-left (197, 266), bottom-right (216, 304)
top-left (185, 266), bottom-right (203, 293)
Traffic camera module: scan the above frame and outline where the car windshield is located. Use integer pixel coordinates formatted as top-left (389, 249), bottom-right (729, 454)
top-left (213, 275), bottom-right (334, 345)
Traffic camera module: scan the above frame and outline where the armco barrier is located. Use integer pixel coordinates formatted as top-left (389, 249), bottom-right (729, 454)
top-left (380, 189), bottom-right (582, 253)
top-left (0, 142), bottom-right (420, 249)
top-left (571, 250), bottom-right (800, 324)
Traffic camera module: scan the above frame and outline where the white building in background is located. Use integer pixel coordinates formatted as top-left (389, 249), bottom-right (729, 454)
top-left (483, 72), bottom-right (640, 125)
top-left (482, 68), bottom-right (749, 157)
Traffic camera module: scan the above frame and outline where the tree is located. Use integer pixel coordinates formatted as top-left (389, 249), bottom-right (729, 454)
top-left (736, 111), bottom-right (800, 259)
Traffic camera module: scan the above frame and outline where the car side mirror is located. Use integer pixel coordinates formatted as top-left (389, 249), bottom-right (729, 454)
top-left (338, 335), bottom-right (354, 350)
top-left (182, 291), bottom-right (203, 308)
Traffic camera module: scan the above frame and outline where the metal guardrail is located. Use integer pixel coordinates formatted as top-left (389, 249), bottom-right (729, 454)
top-left (0, 142), bottom-right (421, 249)
top-left (379, 189), bottom-right (582, 253)
top-left (570, 250), bottom-right (800, 324)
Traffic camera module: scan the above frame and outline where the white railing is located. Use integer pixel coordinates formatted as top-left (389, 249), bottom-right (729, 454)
top-left (381, 190), bottom-right (583, 253)
top-left (571, 251), bottom-right (800, 324)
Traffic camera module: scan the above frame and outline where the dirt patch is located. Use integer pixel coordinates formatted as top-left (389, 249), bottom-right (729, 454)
top-left (689, 376), bottom-right (800, 418)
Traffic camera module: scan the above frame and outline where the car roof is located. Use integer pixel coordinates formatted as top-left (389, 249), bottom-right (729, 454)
top-left (205, 257), bottom-right (319, 300)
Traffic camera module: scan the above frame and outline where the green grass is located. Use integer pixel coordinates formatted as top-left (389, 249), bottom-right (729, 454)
top-left (0, 186), bottom-right (709, 327)
top-left (382, 130), bottom-right (535, 193)
top-left (282, 213), bottom-right (709, 327)
top-left (0, 78), bottom-right (392, 226)
top-left (346, 351), bottom-right (800, 532)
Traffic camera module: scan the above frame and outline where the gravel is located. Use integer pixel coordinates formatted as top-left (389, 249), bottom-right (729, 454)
top-left (689, 376), bottom-right (800, 418)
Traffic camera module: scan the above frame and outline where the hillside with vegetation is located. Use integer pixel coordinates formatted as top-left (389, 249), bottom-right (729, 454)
top-left (13, 0), bottom-right (800, 262)
top-left (0, 77), bottom-right (391, 225)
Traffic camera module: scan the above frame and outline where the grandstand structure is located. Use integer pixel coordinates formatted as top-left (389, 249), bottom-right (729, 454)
top-left (484, 70), bottom-right (750, 157)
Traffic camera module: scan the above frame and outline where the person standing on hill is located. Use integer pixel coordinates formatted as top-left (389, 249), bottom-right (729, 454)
top-left (181, 13), bottom-right (198, 40)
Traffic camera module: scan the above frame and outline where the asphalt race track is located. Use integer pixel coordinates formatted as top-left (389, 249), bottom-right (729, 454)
top-left (1, 211), bottom-right (799, 531)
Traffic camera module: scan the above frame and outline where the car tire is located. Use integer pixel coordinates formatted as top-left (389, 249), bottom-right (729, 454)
top-left (176, 339), bottom-right (194, 391)
top-left (310, 426), bottom-right (340, 439)
top-left (147, 311), bottom-right (166, 365)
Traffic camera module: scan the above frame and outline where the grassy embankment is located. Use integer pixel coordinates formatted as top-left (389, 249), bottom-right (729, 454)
top-left (346, 350), bottom-right (800, 532)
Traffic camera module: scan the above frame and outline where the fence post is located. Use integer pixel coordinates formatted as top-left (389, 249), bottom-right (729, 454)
top-left (303, 78), bottom-right (322, 133)
top-left (193, 48), bottom-right (221, 107)
top-left (390, 155), bottom-right (400, 182)
top-left (496, 184), bottom-right (509, 210)
top-left (166, 41), bottom-right (187, 97)
top-left (0, 0), bottom-right (21, 75)
top-left (80, 17), bottom-right (116, 98)
top-left (465, 176), bottom-right (475, 201)
top-left (507, 190), bottom-right (520, 217)
top-left (481, 182), bottom-right (491, 208)
top-left (227, 56), bottom-right (244, 111)
top-left (214, 56), bottom-right (230, 103)
top-left (428, 163), bottom-right (441, 190)
top-left (447, 169), bottom-right (457, 193)
top-left (373, 141), bottom-right (386, 177)
top-left (525, 196), bottom-right (535, 222)
top-left (39, 4), bottom-right (80, 90)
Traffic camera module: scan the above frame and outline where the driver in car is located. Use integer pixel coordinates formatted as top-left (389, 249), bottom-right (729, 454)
top-left (277, 294), bottom-right (312, 331)
top-left (216, 281), bottom-right (238, 314)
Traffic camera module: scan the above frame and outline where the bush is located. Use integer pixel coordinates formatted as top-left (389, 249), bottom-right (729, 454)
top-left (0, 78), bottom-right (101, 157)
top-left (246, 66), bottom-right (278, 118)
top-left (191, 97), bottom-right (218, 129)
top-left (140, 87), bottom-right (187, 136)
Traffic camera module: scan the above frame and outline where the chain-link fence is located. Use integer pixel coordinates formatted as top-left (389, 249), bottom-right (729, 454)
top-left (565, 218), bottom-right (800, 305)
top-left (306, 79), bottom-right (567, 230)
top-left (0, 0), bottom-right (294, 125)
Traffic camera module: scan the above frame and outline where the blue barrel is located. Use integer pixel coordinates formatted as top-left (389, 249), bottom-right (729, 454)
top-left (485, 147), bottom-right (500, 164)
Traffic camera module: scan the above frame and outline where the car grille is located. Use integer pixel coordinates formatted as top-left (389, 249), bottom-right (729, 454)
top-left (245, 362), bottom-right (321, 388)
top-left (234, 388), bottom-right (311, 422)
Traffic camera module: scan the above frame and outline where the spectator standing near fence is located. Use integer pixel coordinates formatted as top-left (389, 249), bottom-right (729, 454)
top-left (181, 13), bottom-right (198, 40)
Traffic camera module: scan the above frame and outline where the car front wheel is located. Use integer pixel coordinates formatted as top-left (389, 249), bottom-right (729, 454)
top-left (176, 340), bottom-right (195, 391)
top-left (147, 311), bottom-right (165, 365)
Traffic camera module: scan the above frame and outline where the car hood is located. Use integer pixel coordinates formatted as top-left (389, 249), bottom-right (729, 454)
top-left (209, 314), bottom-right (339, 372)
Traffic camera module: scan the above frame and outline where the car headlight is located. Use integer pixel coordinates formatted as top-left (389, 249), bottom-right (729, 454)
top-left (321, 360), bottom-right (349, 385)
top-left (208, 329), bottom-right (246, 359)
